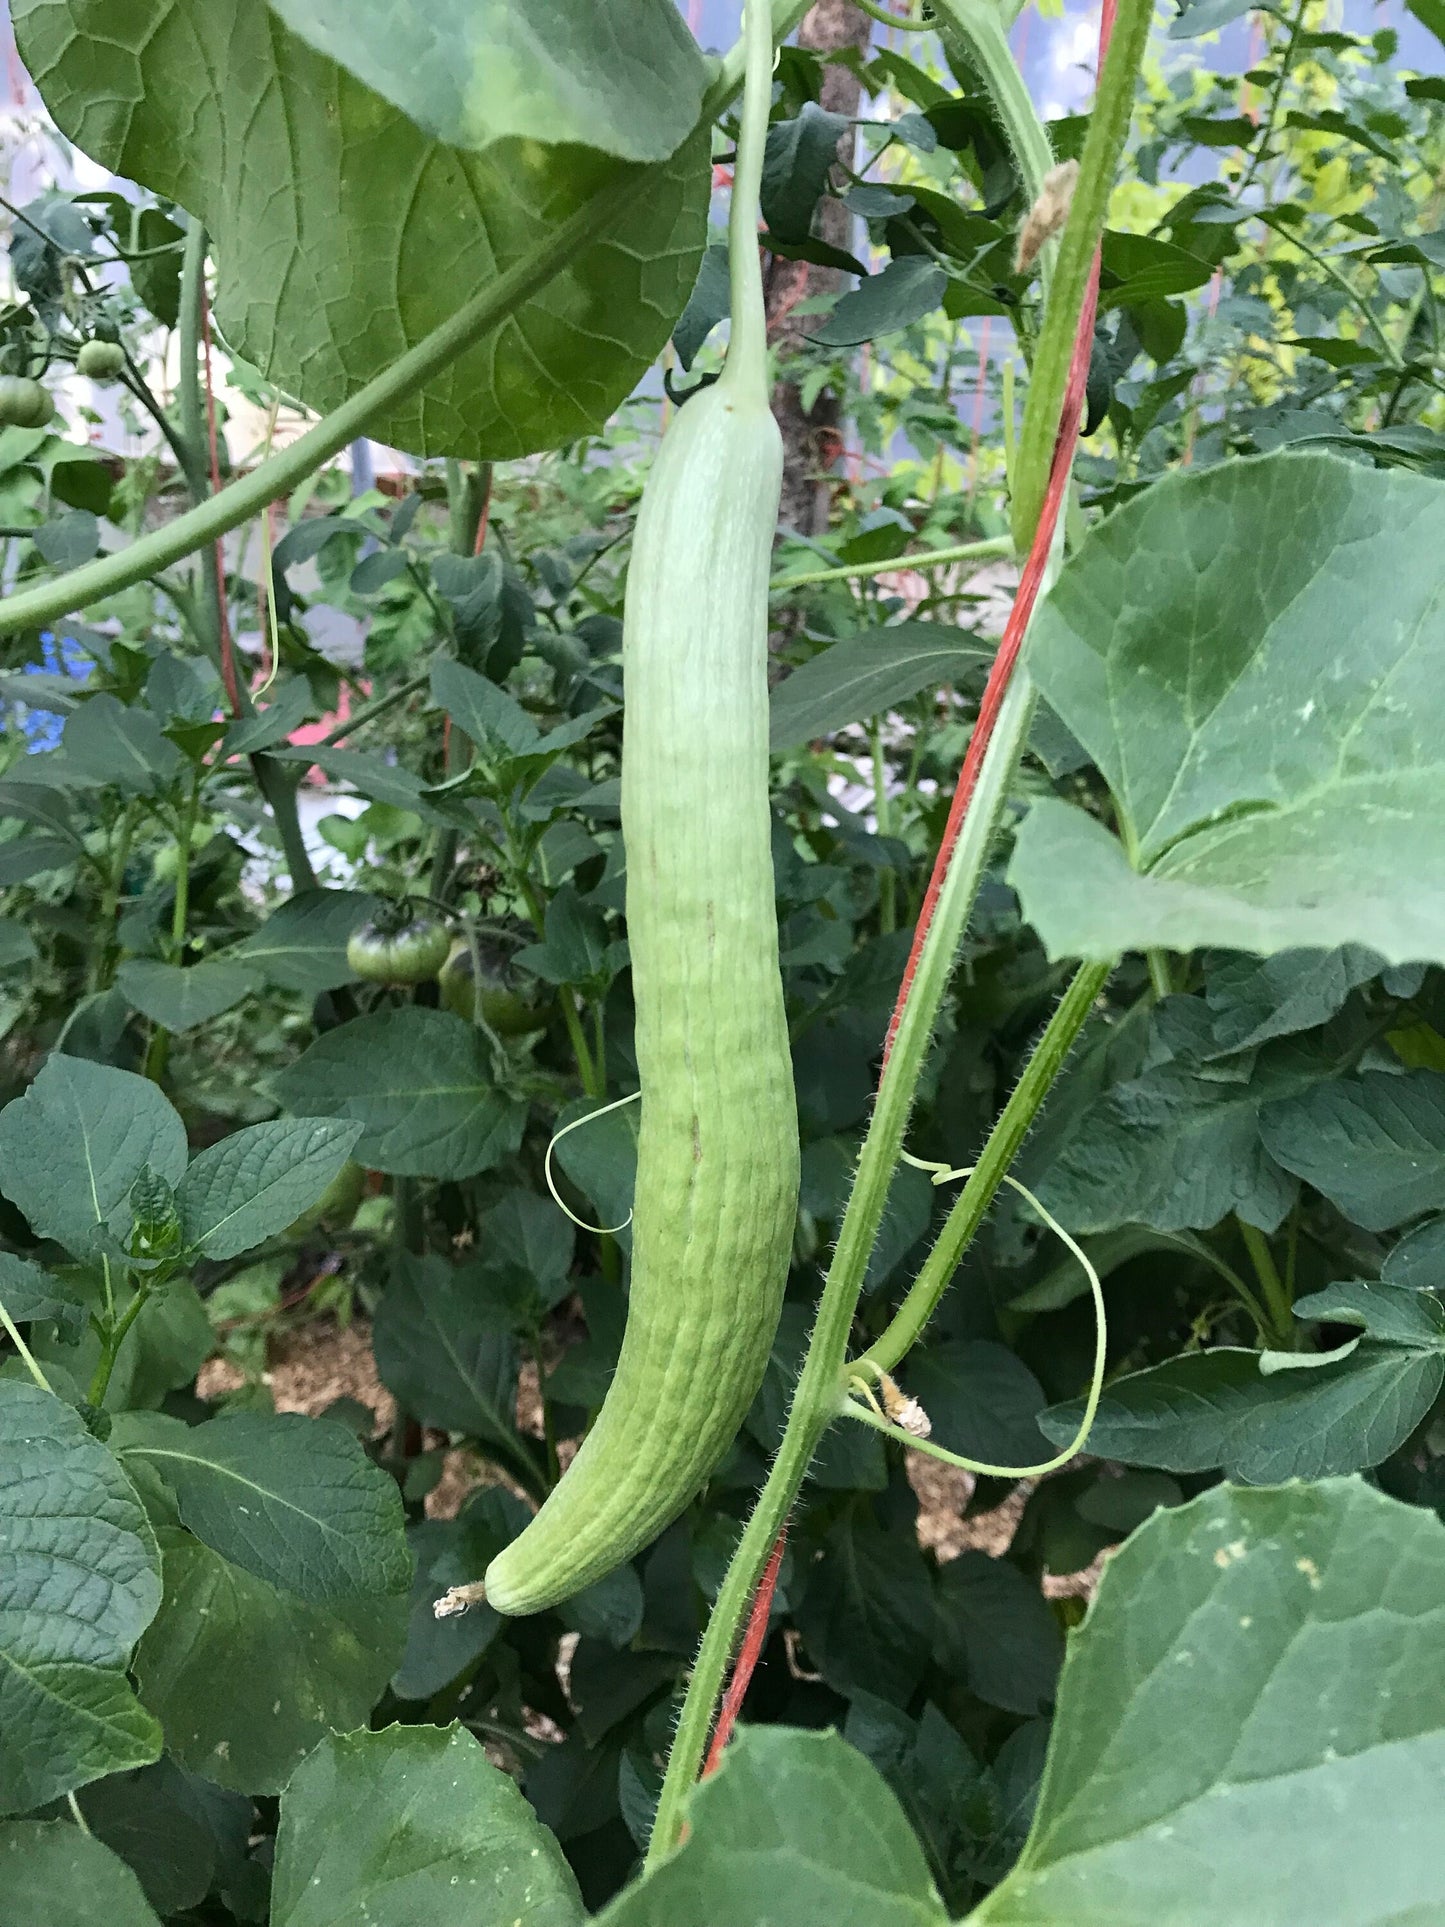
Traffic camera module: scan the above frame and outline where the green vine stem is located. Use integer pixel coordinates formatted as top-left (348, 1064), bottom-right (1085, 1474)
top-left (769, 532), bottom-right (1012, 591)
top-left (0, 0), bottom-right (812, 642)
top-left (649, 665), bottom-right (1051, 1861)
top-left (1009, 0), bottom-right (1153, 549)
top-left (1239, 1218), bottom-right (1294, 1344)
top-left (863, 955), bottom-right (1114, 1376)
top-left (649, 5), bottom-right (1151, 1860)
top-left (87, 1279), bottom-right (152, 1408)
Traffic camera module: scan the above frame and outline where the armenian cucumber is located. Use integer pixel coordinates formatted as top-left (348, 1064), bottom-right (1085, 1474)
top-left (483, 3), bottom-right (796, 1615)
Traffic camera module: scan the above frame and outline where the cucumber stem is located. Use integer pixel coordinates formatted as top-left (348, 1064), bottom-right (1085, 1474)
top-left (723, 1), bottom-right (774, 399)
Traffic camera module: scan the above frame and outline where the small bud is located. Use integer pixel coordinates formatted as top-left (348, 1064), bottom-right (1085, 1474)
top-left (1014, 159), bottom-right (1080, 276)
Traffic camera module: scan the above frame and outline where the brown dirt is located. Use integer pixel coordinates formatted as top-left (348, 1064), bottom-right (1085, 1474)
top-left (907, 1448), bottom-right (1104, 1602)
top-left (197, 1317), bottom-right (395, 1432)
top-left (908, 1451), bottom-right (1032, 1561)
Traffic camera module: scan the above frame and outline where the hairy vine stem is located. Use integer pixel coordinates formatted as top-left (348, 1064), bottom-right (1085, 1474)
top-left (648, 0), bottom-right (1153, 1859)
top-left (1008, 0), bottom-right (1153, 549)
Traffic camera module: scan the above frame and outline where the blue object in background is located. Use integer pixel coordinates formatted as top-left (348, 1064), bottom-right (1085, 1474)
top-left (10, 630), bottom-right (93, 750)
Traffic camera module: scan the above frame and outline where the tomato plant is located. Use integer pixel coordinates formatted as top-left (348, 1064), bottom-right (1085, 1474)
top-left (0, 0), bottom-right (1443, 1922)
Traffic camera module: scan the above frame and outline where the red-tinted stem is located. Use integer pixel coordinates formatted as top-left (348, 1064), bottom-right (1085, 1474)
top-left (700, 1523), bottom-right (788, 1777)
top-left (881, 255), bottom-right (1098, 1063)
top-left (199, 281), bottom-right (242, 717)
top-left (881, 0), bottom-right (1114, 1067)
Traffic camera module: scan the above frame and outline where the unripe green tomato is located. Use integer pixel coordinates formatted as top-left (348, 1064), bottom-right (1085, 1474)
top-left (284, 1158), bottom-right (367, 1239)
top-left (77, 339), bottom-right (126, 380)
top-left (437, 938), bottom-right (550, 1036)
top-left (346, 915), bottom-right (450, 986)
top-left (0, 376), bottom-right (52, 429)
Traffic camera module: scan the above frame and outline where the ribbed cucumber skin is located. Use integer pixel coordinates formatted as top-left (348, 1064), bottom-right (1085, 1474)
top-left (484, 372), bottom-right (796, 1615)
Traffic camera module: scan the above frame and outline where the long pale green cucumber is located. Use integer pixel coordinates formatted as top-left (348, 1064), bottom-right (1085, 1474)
top-left (483, 3), bottom-right (797, 1616)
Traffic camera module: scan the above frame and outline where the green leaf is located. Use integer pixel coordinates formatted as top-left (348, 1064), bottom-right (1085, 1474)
top-left (483, 1186), bottom-right (575, 1302)
top-left (1260, 1069), bottom-right (1445, 1229)
top-left (431, 551), bottom-right (505, 659)
top-left (975, 1481), bottom-right (1445, 1925)
top-left (0, 833), bottom-right (77, 882)
top-left (13, 0), bottom-right (708, 459)
top-left (0, 1054), bottom-right (187, 1257)
top-left (796, 1513), bottom-right (935, 1707)
top-left (1098, 229), bottom-right (1213, 305)
top-left (219, 678), bottom-right (313, 756)
top-left (1202, 945), bottom-right (1382, 1056)
top-left (32, 508), bottom-right (100, 571)
top-left (934, 1553), bottom-right (1063, 1716)
top-left (672, 241), bottom-right (729, 370)
top-left (1035, 1029), bottom-right (1357, 1234)
top-left (271, 1724), bottom-right (583, 1927)
top-left (0, 1383), bottom-right (162, 1813)
top-left (133, 1524), bottom-right (406, 1795)
top-left (270, 745), bottom-right (433, 815)
top-left (0, 1822), bottom-right (161, 1927)
top-left (515, 882), bottom-right (615, 987)
top-left (61, 695), bottom-right (182, 794)
top-left (233, 888), bottom-right (377, 993)
top-left (1383, 1212), bottom-right (1445, 1287)
top-left (72, 1757), bottom-right (240, 1917)
top-left (177, 1117), bottom-right (364, 1258)
top-left (763, 103), bottom-right (851, 244)
top-left (1010, 453), bottom-right (1445, 966)
top-left (1040, 1285), bottom-right (1445, 1481)
top-left (267, 0), bottom-right (704, 162)
top-left (272, 1006), bottom-right (527, 1178)
top-left (906, 1341), bottom-right (1048, 1469)
top-left (372, 1253), bottom-right (522, 1453)
top-left (430, 655), bottom-right (539, 758)
top-left (0, 1248), bottom-right (86, 1336)
top-left (600, 1726), bottom-right (947, 1926)
top-left (114, 1277), bottom-right (215, 1412)
top-left (1169, 0), bottom-right (1257, 36)
top-left (1407, 0), bottom-right (1445, 44)
top-left (769, 622), bottom-right (990, 751)
top-left (112, 1410), bottom-right (411, 1602)
top-left (809, 257), bottom-right (948, 348)
top-left (127, 204), bottom-right (183, 327)
top-left (560, 1562), bottom-right (646, 1649)
top-left (0, 916), bottom-right (37, 969)
top-left (114, 956), bottom-right (257, 1031)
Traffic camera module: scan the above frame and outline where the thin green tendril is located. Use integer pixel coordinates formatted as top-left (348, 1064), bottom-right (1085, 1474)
top-left (544, 1091), bottom-right (641, 1234)
top-left (842, 1156), bottom-right (1106, 1478)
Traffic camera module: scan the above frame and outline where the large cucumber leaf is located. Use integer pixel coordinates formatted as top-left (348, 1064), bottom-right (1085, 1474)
top-left (1010, 452), bottom-right (1445, 965)
top-left (975, 1480), bottom-right (1445, 1924)
top-left (265, 0), bottom-right (706, 162)
top-left (12, 0), bottom-right (709, 457)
